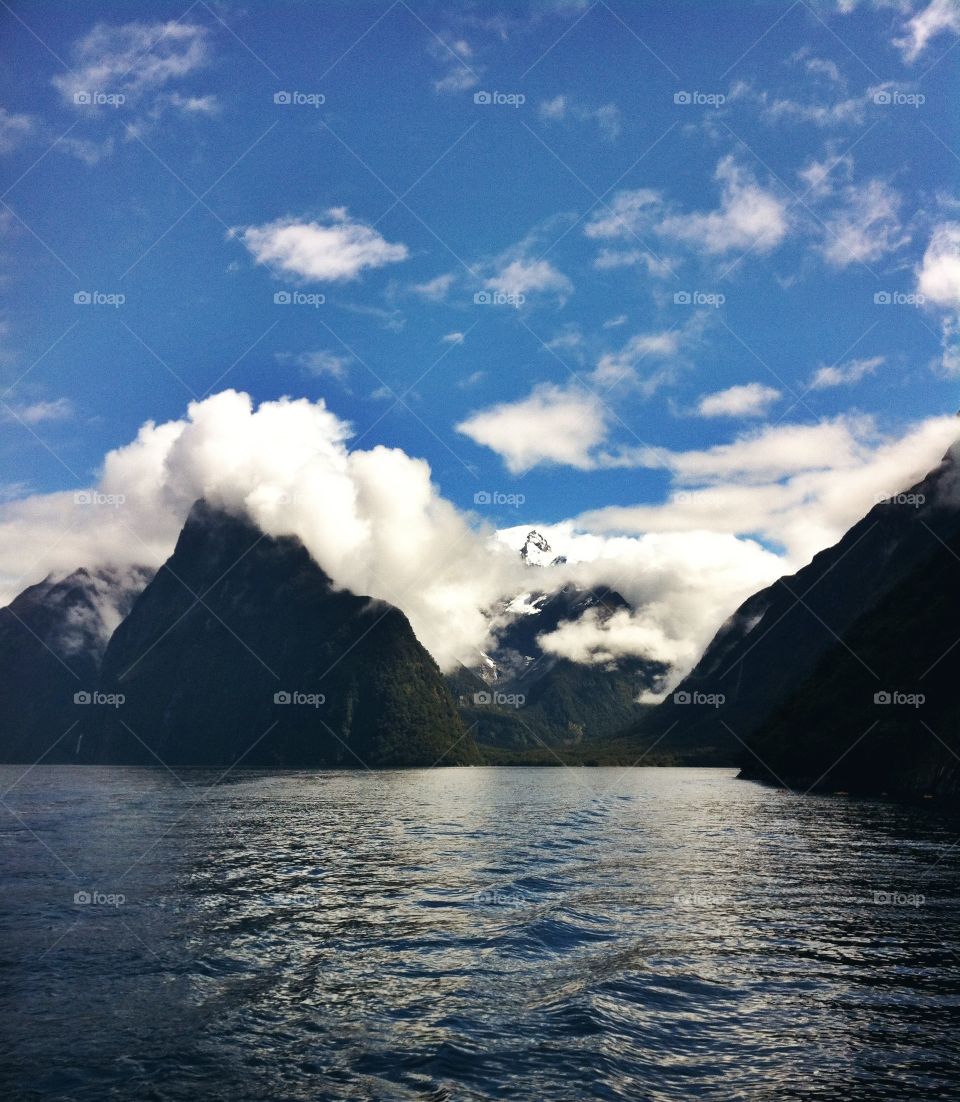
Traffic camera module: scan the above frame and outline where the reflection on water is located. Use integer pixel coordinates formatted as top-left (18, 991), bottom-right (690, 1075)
top-left (1, 766), bottom-right (958, 1100)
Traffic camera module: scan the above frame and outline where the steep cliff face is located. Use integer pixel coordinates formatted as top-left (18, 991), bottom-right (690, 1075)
top-left (0, 566), bottom-right (153, 763)
top-left (91, 500), bottom-right (477, 768)
top-left (620, 444), bottom-right (960, 773)
top-left (742, 524), bottom-right (960, 796)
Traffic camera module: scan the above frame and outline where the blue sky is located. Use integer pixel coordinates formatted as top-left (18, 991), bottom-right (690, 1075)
top-left (0, 0), bottom-right (958, 560)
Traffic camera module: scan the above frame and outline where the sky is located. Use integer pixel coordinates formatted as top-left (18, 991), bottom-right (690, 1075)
top-left (0, 0), bottom-right (959, 675)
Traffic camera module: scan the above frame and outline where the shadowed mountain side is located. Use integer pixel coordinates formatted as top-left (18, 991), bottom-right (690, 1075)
top-left (89, 500), bottom-right (478, 768)
top-left (0, 566), bottom-right (153, 763)
top-left (741, 525), bottom-right (960, 796)
top-left (618, 443), bottom-right (960, 764)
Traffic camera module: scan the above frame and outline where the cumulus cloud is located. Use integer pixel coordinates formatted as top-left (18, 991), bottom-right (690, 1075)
top-left (236, 211), bottom-right (409, 282)
top-left (894, 0), bottom-right (960, 62)
top-left (1, 393), bottom-right (955, 694)
top-left (456, 384), bottom-right (608, 473)
top-left (496, 523), bottom-right (785, 681)
top-left (808, 355), bottom-right (883, 389)
top-left (52, 21), bottom-right (209, 104)
top-left (696, 383), bottom-right (781, 418)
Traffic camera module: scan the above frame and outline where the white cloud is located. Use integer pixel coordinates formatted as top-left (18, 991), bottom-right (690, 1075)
top-left (236, 211), bottom-right (409, 282)
top-left (441, 331), bottom-right (465, 344)
top-left (696, 383), bottom-right (781, 418)
top-left (820, 179), bottom-right (907, 268)
top-left (539, 94), bottom-right (567, 120)
top-left (808, 355), bottom-right (883, 389)
top-left (577, 413), bottom-right (959, 563)
top-left (586, 158), bottom-right (789, 258)
top-left (894, 0), bottom-right (960, 62)
top-left (592, 330), bottom-right (684, 392)
top-left (538, 95), bottom-right (621, 140)
top-left (280, 350), bottom-right (352, 379)
top-left (429, 36), bottom-right (480, 93)
top-left (658, 157), bottom-right (789, 255)
top-left (917, 222), bottom-right (960, 306)
top-left (412, 272), bottom-right (457, 301)
top-left (456, 384), bottom-right (608, 473)
top-left (0, 108), bottom-right (34, 154)
top-left (584, 188), bottom-right (662, 240)
top-left (53, 21), bottom-right (209, 104)
top-left (1, 394), bottom-right (955, 695)
top-left (2, 398), bottom-right (74, 424)
top-left (484, 256), bottom-right (572, 302)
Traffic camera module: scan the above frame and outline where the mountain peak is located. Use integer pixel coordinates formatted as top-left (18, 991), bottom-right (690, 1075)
top-left (520, 529), bottom-right (554, 567)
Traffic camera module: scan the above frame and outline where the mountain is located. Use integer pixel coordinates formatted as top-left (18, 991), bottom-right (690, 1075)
top-left (624, 442), bottom-right (960, 787)
top-left (90, 500), bottom-right (477, 768)
top-left (0, 565), bottom-right (153, 763)
top-left (452, 530), bottom-right (665, 750)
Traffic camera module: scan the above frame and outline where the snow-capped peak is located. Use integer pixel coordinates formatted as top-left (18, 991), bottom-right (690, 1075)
top-left (520, 530), bottom-right (554, 567)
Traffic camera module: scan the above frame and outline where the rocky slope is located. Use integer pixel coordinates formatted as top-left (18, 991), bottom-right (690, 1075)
top-left (0, 566), bottom-right (153, 763)
top-left (91, 500), bottom-right (477, 768)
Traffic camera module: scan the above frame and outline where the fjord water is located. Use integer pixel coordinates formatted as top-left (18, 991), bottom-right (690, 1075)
top-left (1, 767), bottom-right (958, 1101)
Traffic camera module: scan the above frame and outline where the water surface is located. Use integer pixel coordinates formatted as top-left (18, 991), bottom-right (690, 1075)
top-left (1, 766), bottom-right (958, 1100)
